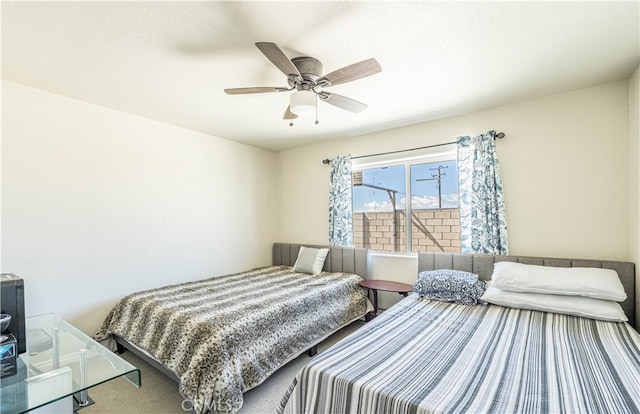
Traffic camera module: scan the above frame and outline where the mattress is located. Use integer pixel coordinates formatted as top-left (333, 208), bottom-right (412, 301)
top-left (95, 265), bottom-right (368, 414)
top-left (278, 295), bottom-right (640, 414)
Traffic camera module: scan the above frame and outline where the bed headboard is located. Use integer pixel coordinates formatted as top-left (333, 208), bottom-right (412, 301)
top-left (273, 243), bottom-right (371, 280)
top-left (418, 252), bottom-right (636, 328)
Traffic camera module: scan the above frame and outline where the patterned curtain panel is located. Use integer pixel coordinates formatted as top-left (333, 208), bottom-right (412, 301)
top-left (457, 130), bottom-right (509, 254)
top-left (328, 155), bottom-right (353, 247)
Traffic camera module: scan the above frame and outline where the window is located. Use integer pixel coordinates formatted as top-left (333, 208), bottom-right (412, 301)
top-left (352, 148), bottom-right (460, 253)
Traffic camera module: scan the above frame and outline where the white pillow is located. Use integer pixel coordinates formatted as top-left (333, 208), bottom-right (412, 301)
top-left (491, 262), bottom-right (626, 302)
top-left (293, 246), bottom-right (329, 275)
top-left (481, 286), bottom-right (628, 322)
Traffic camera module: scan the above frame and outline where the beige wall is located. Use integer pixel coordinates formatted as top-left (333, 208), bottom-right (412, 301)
top-left (1, 81), bottom-right (278, 334)
top-left (277, 80), bottom-right (631, 310)
top-left (2, 75), bottom-right (636, 332)
top-left (629, 65), bottom-right (640, 327)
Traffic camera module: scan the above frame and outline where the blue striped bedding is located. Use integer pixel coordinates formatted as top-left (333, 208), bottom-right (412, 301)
top-left (278, 295), bottom-right (640, 414)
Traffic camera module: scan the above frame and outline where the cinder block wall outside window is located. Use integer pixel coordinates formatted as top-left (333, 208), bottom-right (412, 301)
top-left (353, 208), bottom-right (460, 253)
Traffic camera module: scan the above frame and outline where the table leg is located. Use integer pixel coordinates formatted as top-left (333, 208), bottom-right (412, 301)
top-left (78, 349), bottom-right (89, 407)
top-left (74, 348), bottom-right (95, 410)
top-left (51, 327), bottom-right (60, 369)
top-left (364, 288), bottom-right (379, 322)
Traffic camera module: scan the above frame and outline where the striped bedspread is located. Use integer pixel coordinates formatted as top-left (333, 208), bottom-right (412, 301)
top-left (95, 265), bottom-right (367, 414)
top-left (279, 295), bottom-right (640, 414)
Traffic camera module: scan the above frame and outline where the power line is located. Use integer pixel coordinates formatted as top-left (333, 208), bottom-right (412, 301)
top-left (416, 165), bottom-right (448, 209)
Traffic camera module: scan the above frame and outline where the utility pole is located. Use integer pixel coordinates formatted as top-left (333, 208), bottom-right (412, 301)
top-left (417, 165), bottom-right (448, 209)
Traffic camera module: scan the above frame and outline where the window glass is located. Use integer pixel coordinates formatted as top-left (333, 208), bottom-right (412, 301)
top-left (353, 165), bottom-right (405, 252)
top-left (410, 160), bottom-right (458, 209)
top-left (353, 157), bottom-right (460, 254)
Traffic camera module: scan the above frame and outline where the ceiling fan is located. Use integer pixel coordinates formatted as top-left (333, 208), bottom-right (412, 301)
top-left (224, 42), bottom-right (382, 124)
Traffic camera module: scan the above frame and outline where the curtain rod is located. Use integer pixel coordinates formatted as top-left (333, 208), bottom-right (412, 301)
top-left (322, 132), bottom-right (505, 165)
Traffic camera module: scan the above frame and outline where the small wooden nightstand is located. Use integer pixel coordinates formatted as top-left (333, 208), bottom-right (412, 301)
top-left (358, 280), bottom-right (412, 321)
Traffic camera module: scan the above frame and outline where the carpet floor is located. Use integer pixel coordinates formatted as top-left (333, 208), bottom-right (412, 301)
top-left (82, 321), bottom-right (365, 414)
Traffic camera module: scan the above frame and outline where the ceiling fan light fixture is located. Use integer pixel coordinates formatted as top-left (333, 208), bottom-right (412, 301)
top-left (290, 90), bottom-right (316, 115)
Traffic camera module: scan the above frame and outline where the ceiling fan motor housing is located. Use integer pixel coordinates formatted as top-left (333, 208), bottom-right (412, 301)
top-left (288, 56), bottom-right (323, 88)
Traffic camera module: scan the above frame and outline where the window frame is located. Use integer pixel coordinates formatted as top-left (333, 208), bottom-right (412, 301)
top-left (352, 145), bottom-right (457, 253)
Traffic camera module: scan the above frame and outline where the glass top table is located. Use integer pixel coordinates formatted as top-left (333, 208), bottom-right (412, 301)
top-left (0, 313), bottom-right (141, 414)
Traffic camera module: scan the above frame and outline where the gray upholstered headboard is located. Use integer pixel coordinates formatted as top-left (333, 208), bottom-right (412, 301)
top-left (418, 252), bottom-right (636, 328)
top-left (273, 242), bottom-right (371, 280)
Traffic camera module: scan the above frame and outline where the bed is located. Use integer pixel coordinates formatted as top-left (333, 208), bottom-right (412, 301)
top-left (95, 243), bottom-right (372, 414)
top-left (278, 252), bottom-right (640, 414)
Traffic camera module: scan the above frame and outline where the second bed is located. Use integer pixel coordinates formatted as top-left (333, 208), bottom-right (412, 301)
top-left (95, 243), bottom-right (371, 414)
top-left (278, 252), bottom-right (640, 414)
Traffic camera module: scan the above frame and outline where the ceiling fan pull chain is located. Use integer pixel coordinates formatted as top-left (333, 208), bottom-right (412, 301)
top-left (315, 94), bottom-right (319, 125)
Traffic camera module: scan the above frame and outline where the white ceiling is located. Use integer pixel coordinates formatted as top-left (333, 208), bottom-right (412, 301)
top-left (2, 1), bottom-right (639, 152)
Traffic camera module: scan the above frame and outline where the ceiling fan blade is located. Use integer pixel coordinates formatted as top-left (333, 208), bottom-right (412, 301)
top-left (317, 58), bottom-right (382, 87)
top-left (255, 42), bottom-right (302, 81)
top-left (224, 87), bottom-right (288, 95)
top-left (283, 105), bottom-right (298, 120)
top-left (319, 92), bottom-right (368, 113)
